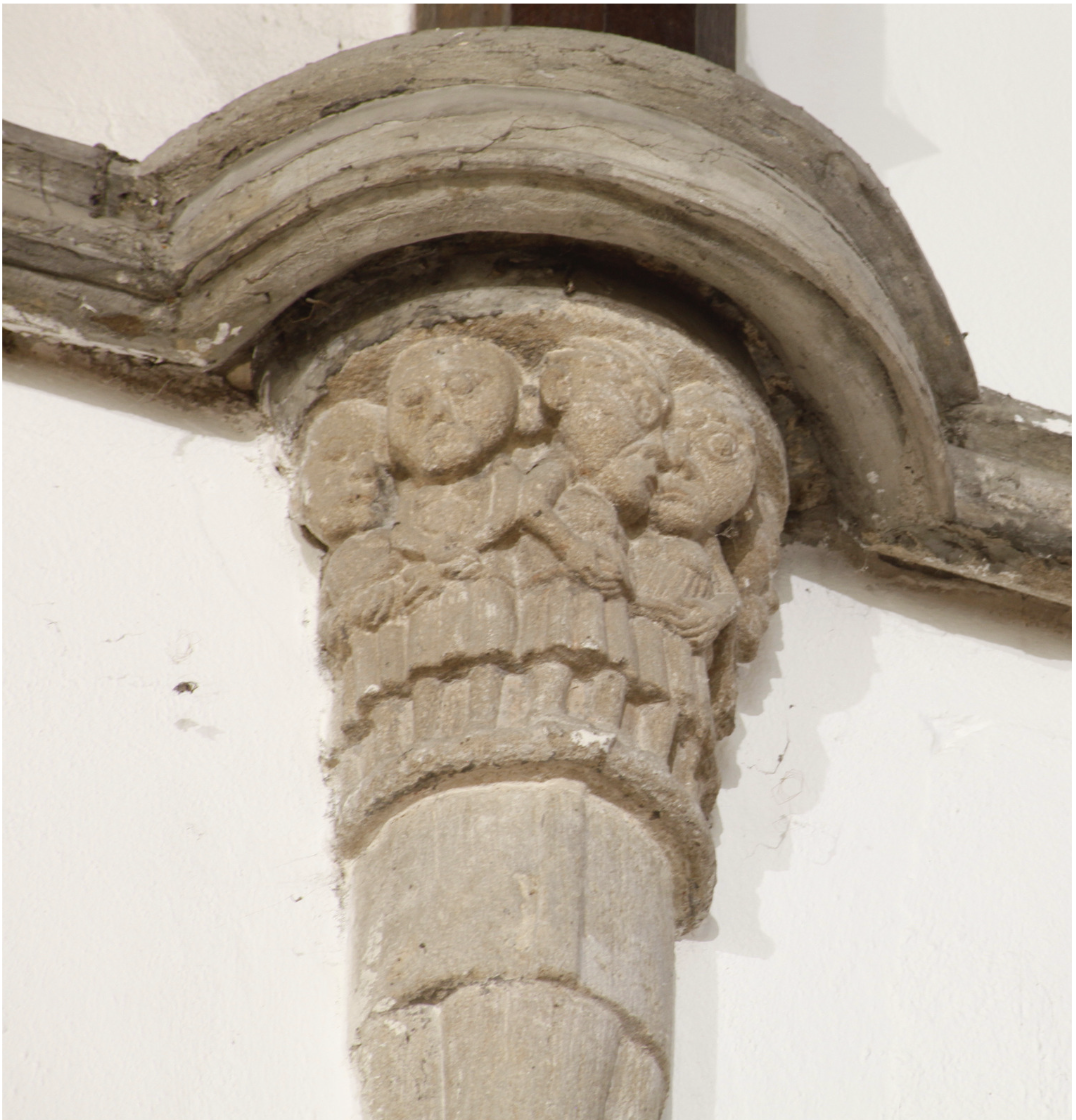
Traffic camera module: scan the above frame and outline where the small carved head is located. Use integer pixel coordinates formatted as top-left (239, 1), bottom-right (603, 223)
top-left (540, 337), bottom-right (670, 523)
top-left (386, 337), bottom-right (521, 482)
top-left (297, 399), bottom-right (392, 548)
top-left (652, 382), bottom-right (758, 538)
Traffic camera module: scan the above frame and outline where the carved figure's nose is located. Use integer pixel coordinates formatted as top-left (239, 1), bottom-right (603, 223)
top-left (639, 432), bottom-right (669, 472)
top-left (427, 391), bottom-right (452, 422)
top-left (663, 432), bottom-right (689, 471)
top-left (673, 457), bottom-right (696, 481)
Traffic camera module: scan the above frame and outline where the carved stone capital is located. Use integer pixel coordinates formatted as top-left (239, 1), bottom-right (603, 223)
top-left (3, 22), bottom-right (1068, 1118)
top-left (280, 272), bottom-right (787, 1115)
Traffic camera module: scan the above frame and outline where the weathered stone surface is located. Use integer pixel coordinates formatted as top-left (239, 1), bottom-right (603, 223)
top-left (4, 31), bottom-right (1069, 606)
top-left (291, 299), bottom-right (786, 1115)
top-left (946, 387), bottom-right (1071, 561)
top-left (349, 781), bottom-right (675, 1053)
top-left (357, 981), bottom-right (665, 1120)
top-left (949, 444), bottom-right (1071, 558)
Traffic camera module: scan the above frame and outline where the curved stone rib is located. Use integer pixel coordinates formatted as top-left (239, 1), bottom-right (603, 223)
top-left (4, 28), bottom-right (969, 534)
top-left (134, 27), bottom-right (976, 414)
top-left (165, 88), bottom-right (952, 529)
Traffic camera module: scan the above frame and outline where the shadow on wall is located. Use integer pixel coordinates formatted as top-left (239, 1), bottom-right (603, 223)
top-left (739, 3), bottom-right (937, 175)
top-left (709, 554), bottom-right (882, 960)
top-left (2, 355), bottom-right (261, 443)
top-left (669, 538), bottom-right (1069, 1118)
top-left (668, 548), bottom-right (884, 1119)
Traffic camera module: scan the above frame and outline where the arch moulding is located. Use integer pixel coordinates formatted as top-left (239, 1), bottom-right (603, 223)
top-left (4, 27), bottom-right (1070, 608)
top-left (3, 25), bottom-right (1070, 1120)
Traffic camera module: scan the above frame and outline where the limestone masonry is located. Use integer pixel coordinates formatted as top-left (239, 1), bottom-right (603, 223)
top-left (293, 305), bottom-right (788, 1117)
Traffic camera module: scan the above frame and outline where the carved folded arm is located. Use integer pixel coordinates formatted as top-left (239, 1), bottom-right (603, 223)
top-left (628, 529), bottom-right (742, 649)
top-left (633, 590), bottom-right (740, 650)
top-left (523, 509), bottom-right (634, 598)
top-left (521, 467), bottom-right (635, 597)
top-left (318, 531), bottom-right (442, 655)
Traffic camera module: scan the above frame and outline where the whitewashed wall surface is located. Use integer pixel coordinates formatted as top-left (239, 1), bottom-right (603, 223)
top-left (4, 6), bottom-right (1070, 1119)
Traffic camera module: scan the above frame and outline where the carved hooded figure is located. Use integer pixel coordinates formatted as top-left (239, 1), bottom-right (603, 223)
top-left (626, 382), bottom-right (759, 799)
top-left (487, 336), bottom-right (672, 729)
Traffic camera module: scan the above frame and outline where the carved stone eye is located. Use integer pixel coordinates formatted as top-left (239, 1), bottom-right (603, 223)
top-left (706, 430), bottom-right (739, 461)
top-left (447, 371), bottom-right (476, 396)
top-left (401, 386), bottom-right (425, 409)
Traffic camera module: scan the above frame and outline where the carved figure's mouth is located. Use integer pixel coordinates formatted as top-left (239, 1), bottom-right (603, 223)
top-left (654, 482), bottom-right (695, 505)
top-left (421, 421), bottom-right (476, 452)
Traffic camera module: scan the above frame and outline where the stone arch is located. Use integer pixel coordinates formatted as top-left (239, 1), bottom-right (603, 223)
top-left (6, 28), bottom-right (978, 537)
top-left (6, 27), bottom-right (1065, 601)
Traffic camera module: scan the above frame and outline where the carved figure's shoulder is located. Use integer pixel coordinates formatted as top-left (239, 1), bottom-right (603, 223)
top-left (323, 528), bottom-right (400, 592)
top-left (555, 481), bottom-right (620, 533)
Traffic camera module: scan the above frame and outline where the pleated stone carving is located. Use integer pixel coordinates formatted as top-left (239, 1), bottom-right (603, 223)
top-left (294, 318), bottom-right (787, 1119)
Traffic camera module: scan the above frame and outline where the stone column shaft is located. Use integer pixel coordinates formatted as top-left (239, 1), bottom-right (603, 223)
top-left (292, 317), bottom-right (787, 1118)
top-left (351, 780), bottom-right (672, 1119)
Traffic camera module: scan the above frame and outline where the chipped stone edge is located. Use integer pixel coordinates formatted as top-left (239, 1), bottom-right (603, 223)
top-left (2, 30), bottom-right (1069, 612)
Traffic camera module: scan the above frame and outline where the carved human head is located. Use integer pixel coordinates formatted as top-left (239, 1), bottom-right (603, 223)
top-left (297, 399), bottom-right (392, 547)
top-left (652, 381), bottom-right (758, 538)
top-left (386, 337), bottom-right (520, 482)
top-left (540, 337), bottom-right (670, 523)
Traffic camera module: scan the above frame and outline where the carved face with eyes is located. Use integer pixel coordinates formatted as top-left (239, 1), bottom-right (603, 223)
top-left (651, 382), bottom-right (758, 538)
top-left (540, 337), bottom-right (670, 524)
top-left (387, 338), bottom-right (520, 482)
top-left (298, 399), bottom-right (391, 548)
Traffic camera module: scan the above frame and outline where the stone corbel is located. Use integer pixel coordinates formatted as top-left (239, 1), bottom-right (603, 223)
top-left (4, 29), bottom-right (1068, 610)
top-left (3, 26), bottom-right (1070, 1119)
top-left (281, 287), bottom-right (788, 1116)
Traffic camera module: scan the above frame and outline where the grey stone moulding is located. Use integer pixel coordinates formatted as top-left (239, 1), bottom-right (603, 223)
top-left (3, 25), bottom-right (1069, 610)
top-left (4, 23), bottom-right (1069, 1120)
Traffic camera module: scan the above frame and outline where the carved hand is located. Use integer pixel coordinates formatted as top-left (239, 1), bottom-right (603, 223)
top-left (318, 607), bottom-right (349, 662)
top-left (343, 581), bottom-right (399, 631)
top-left (437, 548), bottom-right (483, 581)
top-left (637, 592), bottom-right (739, 648)
top-left (563, 537), bottom-right (634, 599)
top-left (397, 562), bottom-right (443, 607)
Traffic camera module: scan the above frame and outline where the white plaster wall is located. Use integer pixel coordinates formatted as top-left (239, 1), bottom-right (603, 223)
top-left (742, 4), bottom-right (1072, 414)
top-left (4, 363), bottom-right (351, 1119)
top-left (672, 544), bottom-right (1070, 1119)
top-left (2, 4), bottom-right (415, 161)
top-left (4, 7), bottom-right (1071, 1120)
top-left (6, 369), bottom-right (1068, 1119)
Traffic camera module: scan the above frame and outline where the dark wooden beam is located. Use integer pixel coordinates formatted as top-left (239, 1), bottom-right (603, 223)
top-left (414, 4), bottom-right (737, 69)
top-left (414, 5), bottom-right (510, 31)
top-left (510, 5), bottom-right (603, 32)
top-left (696, 5), bottom-right (737, 69)
top-left (602, 5), bottom-right (696, 55)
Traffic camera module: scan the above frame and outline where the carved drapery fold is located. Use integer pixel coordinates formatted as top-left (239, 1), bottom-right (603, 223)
top-left (3, 22), bottom-right (1069, 1119)
top-left (283, 285), bottom-right (787, 1115)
